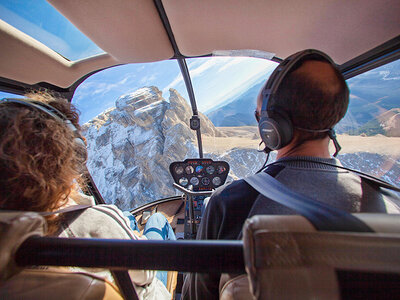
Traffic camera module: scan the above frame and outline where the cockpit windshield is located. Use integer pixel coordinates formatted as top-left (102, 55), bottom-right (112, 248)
top-left (71, 57), bottom-right (399, 210)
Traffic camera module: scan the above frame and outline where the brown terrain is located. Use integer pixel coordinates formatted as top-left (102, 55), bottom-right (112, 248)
top-left (203, 126), bottom-right (400, 158)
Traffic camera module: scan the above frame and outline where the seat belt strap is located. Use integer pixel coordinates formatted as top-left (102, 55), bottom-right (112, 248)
top-left (244, 172), bottom-right (373, 232)
top-left (266, 158), bottom-right (400, 192)
top-left (38, 204), bottom-right (92, 216)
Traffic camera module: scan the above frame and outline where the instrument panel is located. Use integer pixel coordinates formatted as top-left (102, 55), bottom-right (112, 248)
top-left (170, 159), bottom-right (230, 191)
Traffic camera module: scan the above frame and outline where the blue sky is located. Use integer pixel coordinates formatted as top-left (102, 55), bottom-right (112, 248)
top-left (0, 0), bottom-right (103, 60)
top-left (72, 57), bottom-right (276, 123)
top-left (1, 0), bottom-right (398, 126)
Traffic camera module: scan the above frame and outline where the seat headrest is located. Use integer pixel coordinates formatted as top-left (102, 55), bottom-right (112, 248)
top-left (242, 214), bottom-right (400, 299)
top-left (0, 212), bottom-right (47, 281)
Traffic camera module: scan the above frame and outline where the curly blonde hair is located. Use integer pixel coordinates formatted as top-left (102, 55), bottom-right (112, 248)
top-left (0, 91), bottom-right (86, 235)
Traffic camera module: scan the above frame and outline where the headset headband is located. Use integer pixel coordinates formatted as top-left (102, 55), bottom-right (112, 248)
top-left (261, 49), bottom-right (335, 112)
top-left (258, 49), bottom-right (342, 156)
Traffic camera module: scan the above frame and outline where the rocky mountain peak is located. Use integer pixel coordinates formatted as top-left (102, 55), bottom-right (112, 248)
top-left (82, 86), bottom-right (224, 209)
top-left (116, 86), bottom-right (163, 111)
top-left (82, 86), bottom-right (400, 210)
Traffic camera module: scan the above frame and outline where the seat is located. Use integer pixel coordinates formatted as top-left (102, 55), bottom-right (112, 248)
top-left (220, 214), bottom-right (400, 300)
top-left (0, 211), bottom-right (123, 300)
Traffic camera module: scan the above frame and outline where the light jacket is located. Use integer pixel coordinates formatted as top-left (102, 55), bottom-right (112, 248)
top-left (58, 192), bottom-right (170, 300)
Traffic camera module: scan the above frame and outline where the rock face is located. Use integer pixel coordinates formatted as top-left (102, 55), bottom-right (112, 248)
top-left (348, 108), bottom-right (400, 137)
top-left (82, 87), bottom-right (222, 209)
top-left (378, 108), bottom-right (400, 137)
top-left (83, 86), bottom-right (400, 210)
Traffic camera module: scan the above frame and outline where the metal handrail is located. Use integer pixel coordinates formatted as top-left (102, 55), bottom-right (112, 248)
top-left (16, 236), bottom-right (245, 273)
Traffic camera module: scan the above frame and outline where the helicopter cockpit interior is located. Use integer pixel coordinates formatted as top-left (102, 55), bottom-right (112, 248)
top-left (1, 0), bottom-right (400, 299)
top-left (170, 159), bottom-right (230, 239)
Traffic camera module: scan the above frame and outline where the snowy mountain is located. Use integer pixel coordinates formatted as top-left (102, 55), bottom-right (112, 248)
top-left (83, 87), bottom-right (399, 209)
top-left (206, 60), bottom-right (400, 135)
top-left (82, 87), bottom-right (223, 209)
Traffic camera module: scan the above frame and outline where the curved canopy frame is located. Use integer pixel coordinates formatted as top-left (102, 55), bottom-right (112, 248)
top-left (1, 0), bottom-right (399, 94)
top-left (0, 0), bottom-right (399, 160)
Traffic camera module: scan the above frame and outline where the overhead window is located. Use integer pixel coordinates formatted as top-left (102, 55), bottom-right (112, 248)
top-left (0, 0), bottom-right (104, 61)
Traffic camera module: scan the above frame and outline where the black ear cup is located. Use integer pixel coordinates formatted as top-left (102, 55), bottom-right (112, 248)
top-left (258, 110), bottom-right (293, 150)
top-left (258, 49), bottom-right (335, 152)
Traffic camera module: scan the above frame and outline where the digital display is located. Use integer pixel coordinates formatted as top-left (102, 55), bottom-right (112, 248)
top-left (185, 165), bottom-right (194, 174)
top-left (217, 165), bottom-right (226, 174)
top-left (175, 166), bottom-right (184, 175)
top-left (201, 177), bottom-right (210, 186)
top-left (212, 177), bottom-right (221, 186)
top-left (206, 165), bottom-right (215, 174)
top-left (169, 159), bottom-right (230, 191)
top-left (190, 177), bottom-right (199, 186)
top-left (195, 165), bottom-right (204, 173)
top-left (179, 177), bottom-right (188, 186)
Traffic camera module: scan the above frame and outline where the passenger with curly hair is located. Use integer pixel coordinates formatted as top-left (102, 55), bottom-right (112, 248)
top-left (0, 91), bottom-right (174, 300)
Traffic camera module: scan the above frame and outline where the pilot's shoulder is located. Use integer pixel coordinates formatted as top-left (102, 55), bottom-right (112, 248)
top-left (211, 179), bottom-right (258, 204)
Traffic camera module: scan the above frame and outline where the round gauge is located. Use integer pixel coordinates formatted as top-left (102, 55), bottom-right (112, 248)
top-left (217, 165), bottom-right (226, 174)
top-left (185, 165), bottom-right (194, 174)
top-left (212, 176), bottom-right (221, 186)
top-left (175, 166), bottom-right (184, 175)
top-left (190, 177), bottom-right (199, 186)
top-left (195, 165), bottom-right (204, 173)
top-left (179, 177), bottom-right (188, 186)
top-left (201, 177), bottom-right (210, 186)
top-left (206, 165), bottom-right (215, 175)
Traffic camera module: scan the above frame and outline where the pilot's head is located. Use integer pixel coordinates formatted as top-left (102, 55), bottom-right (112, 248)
top-left (0, 91), bottom-right (85, 234)
top-left (256, 50), bottom-right (349, 150)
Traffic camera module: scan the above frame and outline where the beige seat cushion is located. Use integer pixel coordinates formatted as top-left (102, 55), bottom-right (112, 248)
top-left (219, 274), bottom-right (252, 300)
top-left (0, 211), bottom-right (123, 300)
top-left (0, 212), bottom-right (46, 281)
top-left (0, 267), bottom-right (123, 300)
top-left (220, 214), bottom-right (400, 300)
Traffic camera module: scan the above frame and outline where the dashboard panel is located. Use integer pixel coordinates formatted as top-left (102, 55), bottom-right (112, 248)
top-left (169, 159), bottom-right (230, 192)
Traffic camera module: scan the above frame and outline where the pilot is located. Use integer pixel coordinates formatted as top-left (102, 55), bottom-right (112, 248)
top-left (0, 91), bottom-right (175, 300)
top-left (182, 49), bottom-right (400, 299)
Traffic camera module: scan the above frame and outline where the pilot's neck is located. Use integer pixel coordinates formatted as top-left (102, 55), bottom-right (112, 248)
top-left (276, 136), bottom-right (331, 159)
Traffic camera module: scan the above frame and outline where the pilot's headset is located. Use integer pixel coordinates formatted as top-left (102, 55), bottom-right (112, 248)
top-left (1, 98), bottom-right (88, 163)
top-left (258, 49), bottom-right (342, 156)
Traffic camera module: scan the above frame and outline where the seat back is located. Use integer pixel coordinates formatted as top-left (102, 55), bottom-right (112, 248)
top-left (0, 212), bottom-right (123, 300)
top-left (220, 214), bottom-right (400, 300)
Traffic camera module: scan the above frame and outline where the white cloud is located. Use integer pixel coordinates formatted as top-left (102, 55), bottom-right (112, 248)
top-left (89, 74), bottom-right (135, 96)
top-left (162, 73), bottom-right (183, 95)
top-left (350, 94), bottom-right (361, 100)
top-left (162, 58), bottom-right (232, 95)
top-left (380, 70), bottom-right (400, 81)
top-left (190, 58), bottom-right (227, 77)
top-left (139, 74), bottom-right (157, 85)
top-left (217, 57), bottom-right (248, 73)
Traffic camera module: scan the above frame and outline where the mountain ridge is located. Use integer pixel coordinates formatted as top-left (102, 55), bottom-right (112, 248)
top-left (82, 86), bottom-right (400, 209)
top-left (205, 61), bottom-right (400, 135)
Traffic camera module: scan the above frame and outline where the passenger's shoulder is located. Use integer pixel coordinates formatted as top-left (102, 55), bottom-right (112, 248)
top-left (82, 204), bottom-right (124, 219)
top-left (68, 205), bottom-right (135, 239)
top-left (75, 204), bottom-right (130, 228)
